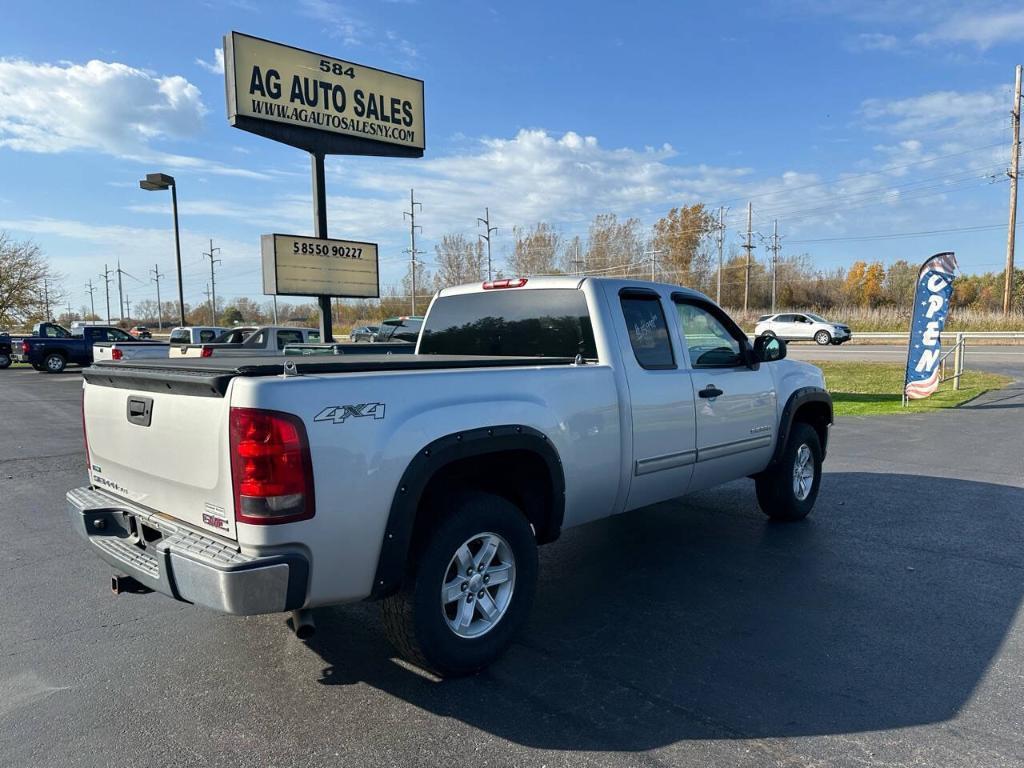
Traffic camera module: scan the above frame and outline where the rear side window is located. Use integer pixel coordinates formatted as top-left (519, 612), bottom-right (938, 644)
top-left (169, 330), bottom-right (190, 344)
top-left (419, 289), bottom-right (597, 358)
top-left (619, 293), bottom-right (674, 369)
top-left (108, 328), bottom-right (132, 341)
top-left (277, 330), bottom-right (303, 349)
top-left (199, 330), bottom-right (217, 342)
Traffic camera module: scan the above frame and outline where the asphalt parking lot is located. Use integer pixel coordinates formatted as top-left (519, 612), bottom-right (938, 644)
top-left (2, 362), bottom-right (1023, 767)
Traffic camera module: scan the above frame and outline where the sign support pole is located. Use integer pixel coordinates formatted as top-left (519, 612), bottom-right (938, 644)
top-left (311, 151), bottom-right (334, 342)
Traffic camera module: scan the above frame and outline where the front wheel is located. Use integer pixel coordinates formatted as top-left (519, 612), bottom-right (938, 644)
top-left (755, 422), bottom-right (822, 521)
top-left (381, 492), bottom-right (538, 677)
top-left (43, 353), bottom-right (67, 373)
top-left (814, 330), bottom-right (832, 345)
top-left (0, 353), bottom-right (10, 369)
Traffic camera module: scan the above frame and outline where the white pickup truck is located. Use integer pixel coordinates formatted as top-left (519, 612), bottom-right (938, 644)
top-left (69, 277), bottom-right (832, 676)
top-left (170, 325), bottom-right (320, 358)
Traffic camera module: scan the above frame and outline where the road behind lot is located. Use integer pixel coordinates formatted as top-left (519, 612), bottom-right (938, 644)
top-left (787, 342), bottom-right (1024, 377)
top-left (2, 365), bottom-right (1023, 768)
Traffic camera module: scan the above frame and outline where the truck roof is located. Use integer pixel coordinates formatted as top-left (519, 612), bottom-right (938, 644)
top-left (435, 275), bottom-right (711, 303)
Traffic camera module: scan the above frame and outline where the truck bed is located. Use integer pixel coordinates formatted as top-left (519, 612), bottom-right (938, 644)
top-left (85, 354), bottom-right (579, 396)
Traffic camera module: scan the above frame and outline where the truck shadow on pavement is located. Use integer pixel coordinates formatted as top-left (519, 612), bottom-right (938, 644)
top-left (306, 471), bottom-right (1024, 751)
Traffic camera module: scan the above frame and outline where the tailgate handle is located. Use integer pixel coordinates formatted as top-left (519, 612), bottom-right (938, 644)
top-left (126, 396), bottom-right (154, 427)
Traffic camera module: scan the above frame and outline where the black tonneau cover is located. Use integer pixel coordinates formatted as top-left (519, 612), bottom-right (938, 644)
top-left (84, 354), bottom-right (578, 397)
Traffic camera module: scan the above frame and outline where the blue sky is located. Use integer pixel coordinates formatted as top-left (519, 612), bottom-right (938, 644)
top-left (1, 0), bottom-right (1022, 313)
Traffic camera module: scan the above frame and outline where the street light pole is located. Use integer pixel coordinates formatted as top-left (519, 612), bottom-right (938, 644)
top-left (140, 173), bottom-right (186, 327)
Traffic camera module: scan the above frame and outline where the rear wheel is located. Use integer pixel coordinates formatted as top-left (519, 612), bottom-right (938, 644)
top-left (43, 352), bottom-right (67, 373)
top-left (814, 330), bottom-right (832, 345)
top-left (0, 353), bottom-right (10, 369)
top-left (381, 492), bottom-right (538, 677)
top-left (755, 422), bottom-right (822, 521)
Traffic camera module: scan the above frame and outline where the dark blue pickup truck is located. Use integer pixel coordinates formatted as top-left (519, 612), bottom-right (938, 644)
top-left (0, 332), bottom-right (13, 369)
top-left (12, 323), bottom-right (147, 373)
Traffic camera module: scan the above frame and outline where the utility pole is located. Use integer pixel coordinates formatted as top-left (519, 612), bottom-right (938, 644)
top-left (203, 239), bottom-right (221, 326)
top-left (403, 189), bottom-right (423, 315)
top-left (477, 207), bottom-right (498, 281)
top-left (85, 279), bottom-right (96, 320)
top-left (715, 206), bottom-right (727, 305)
top-left (43, 279), bottom-right (50, 320)
top-left (99, 265), bottom-right (112, 324)
top-left (151, 264), bottom-right (165, 329)
top-left (769, 219), bottom-right (781, 313)
top-left (203, 284), bottom-right (213, 322)
top-left (742, 202), bottom-right (755, 312)
top-left (1004, 64), bottom-right (1022, 315)
top-left (66, 300), bottom-right (73, 324)
top-left (115, 260), bottom-right (125, 321)
top-left (125, 293), bottom-right (131, 324)
top-left (571, 240), bottom-right (584, 276)
top-left (272, 296), bottom-right (279, 324)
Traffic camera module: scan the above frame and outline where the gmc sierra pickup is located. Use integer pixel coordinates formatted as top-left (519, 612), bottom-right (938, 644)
top-left (69, 276), bottom-right (832, 676)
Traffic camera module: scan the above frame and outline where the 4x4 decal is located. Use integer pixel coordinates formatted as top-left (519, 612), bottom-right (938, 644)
top-left (314, 402), bottom-right (386, 424)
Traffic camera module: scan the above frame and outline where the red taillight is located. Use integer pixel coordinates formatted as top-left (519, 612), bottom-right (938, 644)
top-left (482, 278), bottom-right (528, 290)
top-left (200, 346), bottom-right (213, 358)
top-left (229, 407), bottom-right (314, 525)
top-left (111, 348), bottom-right (123, 360)
top-left (21, 340), bottom-right (30, 354)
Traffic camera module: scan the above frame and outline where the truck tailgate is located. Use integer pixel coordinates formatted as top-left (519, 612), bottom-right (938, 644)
top-left (83, 378), bottom-right (237, 539)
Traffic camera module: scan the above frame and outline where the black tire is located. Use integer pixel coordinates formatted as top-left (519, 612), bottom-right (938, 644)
top-left (755, 422), bottom-right (822, 521)
top-left (43, 352), bottom-right (66, 373)
top-left (381, 492), bottom-right (538, 677)
top-left (814, 330), bottom-right (832, 345)
top-left (0, 353), bottom-right (11, 369)
top-left (760, 330), bottom-right (776, 339)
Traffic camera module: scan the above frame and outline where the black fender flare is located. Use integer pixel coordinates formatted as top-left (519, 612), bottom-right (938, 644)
top-left (369, 425), bottom-right (565, 600)
top-left (770, 387), bottom-right (833, 465)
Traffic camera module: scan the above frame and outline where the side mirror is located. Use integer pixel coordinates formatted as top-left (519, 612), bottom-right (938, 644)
top-left (753, 334), bottom-right (786, 363)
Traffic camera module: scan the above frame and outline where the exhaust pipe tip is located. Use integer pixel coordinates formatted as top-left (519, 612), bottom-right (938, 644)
top-left (291, 609), bottom-right (315, 640)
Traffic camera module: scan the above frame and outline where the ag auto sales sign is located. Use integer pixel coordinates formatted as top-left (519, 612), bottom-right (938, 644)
top-left (224, 32), bottom-right (424, 153)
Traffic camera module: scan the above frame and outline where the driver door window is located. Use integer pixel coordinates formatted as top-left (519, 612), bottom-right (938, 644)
top-left (674, 302), bottom-right (743, 368)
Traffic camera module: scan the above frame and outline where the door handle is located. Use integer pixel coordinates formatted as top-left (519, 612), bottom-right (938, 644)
top-left (699, 385), bottom-right (723, 399)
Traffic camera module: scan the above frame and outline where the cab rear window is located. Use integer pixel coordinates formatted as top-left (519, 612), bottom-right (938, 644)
top-left (419, 289), bottom-right (596, 359)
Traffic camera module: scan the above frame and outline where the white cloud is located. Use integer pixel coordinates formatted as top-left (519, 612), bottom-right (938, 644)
top-left (299, 0), bottom-right (370, 46)
top-left (196, 48), bottom-right (224, 75)
top-left (0, 57), bottom-right (275, 179)
top-left (916, 9), bottom-right (1024, 48)
top-left (860, 86), bottom-right (1006, 136)
top-left (0, 58), bottom-right (205, 155)
top-left (845, 32), bottom-right (901, 52)
top-left (329, 129), bottom-right (752, 239)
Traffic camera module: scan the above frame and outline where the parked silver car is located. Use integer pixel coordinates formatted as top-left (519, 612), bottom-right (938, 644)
top-left (349, 325), bottom-right (378, 342)
top-left (754, 312), bottom-right (851, 345)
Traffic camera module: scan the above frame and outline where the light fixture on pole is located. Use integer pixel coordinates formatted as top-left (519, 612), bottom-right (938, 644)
top-left (139, 173), bottom-right (186, 326)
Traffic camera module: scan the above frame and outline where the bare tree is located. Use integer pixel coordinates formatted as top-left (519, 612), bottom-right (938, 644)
top-left (508, 223), bottom-right (562, 277)
top-left (585, 214), bottom-right (644, 277)
top-left (0, 232), bottom-right (65, 326)
top-left (435, 233), bottom-right (485, 287)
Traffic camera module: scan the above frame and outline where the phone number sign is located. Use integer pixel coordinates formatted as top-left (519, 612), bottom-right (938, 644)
top-left (261, 234), bottom-right (380, 298)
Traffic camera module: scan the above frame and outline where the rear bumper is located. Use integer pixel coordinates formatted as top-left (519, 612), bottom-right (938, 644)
top-left (66, 486), bottom-right (308, 614)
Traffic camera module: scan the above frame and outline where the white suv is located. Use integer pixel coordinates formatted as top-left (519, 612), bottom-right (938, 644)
top-left (755, 312), bottom-right (852, 345)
